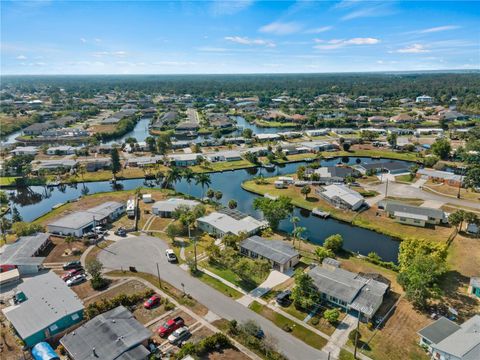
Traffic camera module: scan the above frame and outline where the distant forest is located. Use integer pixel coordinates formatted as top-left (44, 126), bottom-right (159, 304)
top-left (2, 72), bottom-right (480, 111)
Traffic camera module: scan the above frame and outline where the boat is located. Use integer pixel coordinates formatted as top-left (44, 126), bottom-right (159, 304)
top-left (263, 163), bottom-right (275, 170)
top-left (312, 208), bottom-right (330, 218)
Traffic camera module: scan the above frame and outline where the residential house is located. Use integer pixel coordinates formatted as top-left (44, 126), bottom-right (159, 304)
top-left (384, 201), bottom-right (447, 227)
top-left (308, 260), bottom-right (388, 321)
top-left (415, 128), bottom-right (444, 136)
top-left (205, 150), bottom-right (242, 162)
top-left (468, 277), bottom-right (480, 298)
top-left (332, 128), bottom-right (355, 135)
top-left (197, 210), bottom-right (267, 237)
top-left (305, 129), bottom-right (330, 137)
top-left (355, 160), bottom-right (410, 175)
top-left (168, 153), bottom-right (202, 166)
top-left (0, 233), bottom-right (50, 275)
top-left (47, 201), bottom-right (125, 237)
top-left (255, 133), bottom-right (281, 142)
top-left (82, 158), bottom-right (111, 172)
top-left (2, 272), bottom-right (84, 347)
top-left (10, 146), bottom-right (38, 156)
top-left (316, 184), bottom-right (365, 211)
top-left (152, 198), bottom-right (200, 218)
top-left (417, 168), bottom-right (464, 186)
top-left (239, 236), bottom-right (299, 273)
top-left (390, 114), bottom-right (415, 123)
top-left (46, 145), bottom-right (76, 155)
top-left (417, 315), bottom-right (480, 360)
top-left (416, 95), bottom-right (434, 103)
top-left (313, 166), bottom-right (359, 184)
top-left (60, 306), bottom-right (151, 360)
top-left (32, 159), bottom-right (78, 173)
top-left (368, 116), bottom-right (388, 124)
top-left (299, 141), bottom-right (338, 152)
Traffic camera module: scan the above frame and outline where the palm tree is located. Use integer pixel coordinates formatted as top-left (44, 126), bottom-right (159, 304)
top-left (290, 216), bottom-right (300, 247)
top-left (182, 168), bottom-right (195, 194)
top-left (293, 226), bottom-right (306, 251)
top-left (195, 173), bottom-right (211, 199)
top-left (164, 166), bottom-right (182, 189)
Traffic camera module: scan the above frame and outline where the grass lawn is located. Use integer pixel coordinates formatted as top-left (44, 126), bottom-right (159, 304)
top-left (255, 120), bottom-right (299, 128)
top-left (242, 176), bottom-right (359, 223)
top-left (249, 301), bottom-right (328, 350)
top-left (423, 180), bottom-right (480, 202)
top-left (190, 159), bottom-right (255, 173)
top-left (0, 177), bottom-right (18, 186)
top-left (320, 149), bottom-right (421, 163)
top-left (385, 196), bottom-right (424, 206)
top-left (395, 174), bottom-right (415, 183)
top-left (0, 113), bottom-right (34, 136)
top-left (339, 349), bottom-right (355, 360)
top-left (192, 270), bottom-right (243, 299)
top-left (201, 262), bottom-right (262, 292)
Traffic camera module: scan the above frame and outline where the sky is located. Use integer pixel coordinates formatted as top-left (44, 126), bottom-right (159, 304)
top-left (1, 0), bottom-right (479, 75)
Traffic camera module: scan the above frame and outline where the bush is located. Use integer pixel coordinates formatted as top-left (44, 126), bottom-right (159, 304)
top-left (85, 289), bottom-right (154, 319)
top-left (348, 329), bottom-right (362, 343)
top-left (323, 234), bottom-right (343, 253)
top-left (323, 308), bottom-right (340, 324)
top-left (164, 299), bottom-right (175, 311)
top-left (310, 317), bottom-right (319, 326)
top-left (90, 277), bottom-right (110, 291)
top-left (174, 333), bottom-right (231, 359)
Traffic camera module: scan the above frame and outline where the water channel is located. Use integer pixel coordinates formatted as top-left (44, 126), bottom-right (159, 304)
top-left (5, 157), bottom-right (406, 262)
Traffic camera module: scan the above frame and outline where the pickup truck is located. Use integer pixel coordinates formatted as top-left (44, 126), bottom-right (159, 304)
top-left (158, 316), bottom-right (185, 338)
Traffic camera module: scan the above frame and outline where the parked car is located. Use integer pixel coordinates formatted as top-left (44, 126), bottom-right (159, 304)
top-left (255, 329), bottom-right (265, 339)
top-left (275, 290), bottom-right (292, 306)
top-left (114, 227), bottom-right (127, 236)
top-left (144, 294), bottom-right (161, 309)
top-left (63, 261), bottom-right (82, 270)
top-left (61, 268), bottom-right (84, 281)
top-left (158, 316), bottom-right (185, 337)
top-left (165, 249), bottom-right (177, 263)
top-left (66, 274), bottom-right (86, 287)
top-left (167, 326), bottom-right (190, 345)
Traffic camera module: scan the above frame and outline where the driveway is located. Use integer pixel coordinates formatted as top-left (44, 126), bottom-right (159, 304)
top-left (99, 235), bottom-right (328, 360)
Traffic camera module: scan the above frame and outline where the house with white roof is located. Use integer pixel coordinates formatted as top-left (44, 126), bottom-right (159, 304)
top-left (168, 153), bottom-right (202, 166)
top-left (204, 150), bottom-right (242, 162)
top-left (10, 146), bottom-right (38, 156)
top-left (316, 184), bottom-right (365, 211)
top-left (197, 210), bottom-right (267, 237)
top-left (152, 198), bottom-right (200, 217)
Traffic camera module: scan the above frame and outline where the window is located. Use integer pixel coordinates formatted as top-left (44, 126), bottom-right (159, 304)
top-left (49, 324), bottom-right (58, 332)
top-left (414, 219), bottom-right (421, 224)
top-left (400, 217), bottom-right (407, 221)
top-left (71, 313), bottom-right (80, 321)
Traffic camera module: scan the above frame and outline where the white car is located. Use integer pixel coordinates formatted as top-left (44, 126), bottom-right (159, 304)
top-left (167, 326), bottom-right (190, 344)
top-left (66, 274), bottom-right (86, 287)
top-left (165, 249), bottom-right (177, 263)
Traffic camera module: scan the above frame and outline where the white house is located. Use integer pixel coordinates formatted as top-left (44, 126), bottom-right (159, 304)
top-left (10, 146), bottom-right (38, 156)
top-left (152, 198), bottom-right (200, 217)
top-left (46, 146), bottom-right (76, 155)
top-left (416, 95), bottom-right (434, 103)
top-left (316, 184), bottom-right (365, 211)
top-left (197, 211), bottom-right (267, 237)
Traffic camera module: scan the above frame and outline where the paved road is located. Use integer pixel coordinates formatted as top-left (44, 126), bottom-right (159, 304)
top-left (99, 235), bottom-right (328, 360)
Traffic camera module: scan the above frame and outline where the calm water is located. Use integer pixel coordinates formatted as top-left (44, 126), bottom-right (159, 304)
top-left (6, 157), bottom-right (408, 262)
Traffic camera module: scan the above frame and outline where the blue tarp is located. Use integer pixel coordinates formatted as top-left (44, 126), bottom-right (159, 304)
top-left (31, 342), bottom-right (59, 360)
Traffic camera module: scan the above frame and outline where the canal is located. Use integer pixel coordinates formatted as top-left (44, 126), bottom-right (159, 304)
top-left (6, 156), bottom-right (407, 262)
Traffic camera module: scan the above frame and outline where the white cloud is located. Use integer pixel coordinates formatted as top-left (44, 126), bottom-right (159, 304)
top-left (259, 22), bottom-right (302, 35)
top-left (225, 36), bottom-right (275, 47)
top-left (211, 0), bottom-right (253, 16)
top-left (304, 26), bottom-right (333, 34)
top-left (94, 38), bottom-right (102, 43)
top-left (396, 44), bottom-right (430, 53)
top-left (196, 47), bottom-right (229, 52)
top-left (16, 55), bottom-right (27, 60)
top-left (341, 3), bottom-right (396, 21)
top-left (418, 25), bottom-right (460, 34)
top-left (314, 37), bottom-right (380, 50)
top-left (80, 38), bottom-right (86, 43)
top-left (92, 51), bottom-right (128, 57)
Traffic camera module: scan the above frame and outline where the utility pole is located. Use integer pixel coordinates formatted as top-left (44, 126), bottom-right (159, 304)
top-left (385, 178), bottom-right (389, 199)
top-left (457, 179), bottom-right (461, 199)
top-left (156, 262), bottom-right (162, 289)
top-left (354, 316), bottom-right (360, 359)
top-left (193, 236), bottom-right (198, 272)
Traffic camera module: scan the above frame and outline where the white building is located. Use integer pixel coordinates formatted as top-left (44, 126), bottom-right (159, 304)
top-left (416, 95), bottom-right (434, 103)
top-left (10, 146), bottom-right (38, 156)
top-left (316, 184), bottom-right (365, 211)
top-left (0, 233), bottom-right (50, 275)
top-left (204, 150), bottom-right (242, 162)
top-left (197, 211), bottom-right (267, 237)
top-left (152, 198), bottom-right (200, 217)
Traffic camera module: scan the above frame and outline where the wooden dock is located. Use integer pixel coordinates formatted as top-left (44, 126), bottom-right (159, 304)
top-left (312, 208), bottom-right (330, 218)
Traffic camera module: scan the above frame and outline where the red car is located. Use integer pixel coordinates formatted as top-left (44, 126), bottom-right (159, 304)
top-left (61, 269), bottom-right (83, 281)
top-left (143, 294), bottom-right (161, 309)
top-left (158, 316), bottom-right (185, 337)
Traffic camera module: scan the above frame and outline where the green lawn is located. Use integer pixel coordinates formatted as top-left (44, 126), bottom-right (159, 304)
top-left (190, 159), bottom-right (255, 173)
top-left (192, 270), bottom-right (243, 299)
top-left (202, 262), bottom-right (262, 292)
top-left (0, 177), bottom-right (18, 187)
top-left (339, 349), bottom-right (355, 360)
top-left (249, 301), bottom-right (328, 350)
top-left (395, 174), bottom-right (415, 183)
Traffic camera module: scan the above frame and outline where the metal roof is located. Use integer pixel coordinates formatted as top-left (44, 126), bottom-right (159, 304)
top-left (240, 236), bottom-right (299, 265)
top-left (0, 233), bottom-right (49, 266)
top-left (319, 184), bottom-right (364, 208)
top-left (385, 201), bottom-right (446, 220)
top-left (432, 315), bottom-right (480, 359)
top-left (61, 306), bottom-right (151, 360)
top-left (418, 317), bottom-right (461, 345)
top-left (152, 198), bottom-right (199, 213)
top-left (2, 272), bottom-right (84, 340)
top-left (197, 212), bottom-right (267, 236)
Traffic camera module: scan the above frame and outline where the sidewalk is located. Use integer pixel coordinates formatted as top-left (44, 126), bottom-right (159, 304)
top-left (322, 314), bottom-right (357, 359)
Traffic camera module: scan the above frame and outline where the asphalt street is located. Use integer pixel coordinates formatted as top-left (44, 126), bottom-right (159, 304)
top-left (99, 235), bottom-right (328, 360)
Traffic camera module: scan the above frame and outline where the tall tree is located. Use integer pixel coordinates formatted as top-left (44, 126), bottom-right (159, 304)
top-left (431, 138), bottom-right (452, 160)
top-left (253, 196), bottom-right (293, 230)
top-left (195, 173), bottom-right (212, 198)
top-left (110, 148), bottom-right (121, 179)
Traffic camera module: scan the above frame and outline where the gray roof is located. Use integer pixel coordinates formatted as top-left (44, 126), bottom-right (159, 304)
top-left (385, 201), bottom-right (446, 220)
top-left (240, 236), bottom-right (299, 265)
top-left (48, 202), bottom-right (124, 230)
top-left (0, 233), bottom-right (49, 266)
top-left (61, 306), bottom-right (152, 360)
top-left (2, 272), bottom-right (84, 340)
top-left (470, 277), bottom-right (480, 288)
top-left (152, 198), bottom-right (199, 213)
top-left (359, 161), bottom-right (409, 172)
top-left (308, 265), bottom-right (388, 317)
top-left (433, 315), bottom-right (480, 359)
top-left (315, 166), bottom-right (356, 179)
top-left (418, 317), bottom-right (461, 344)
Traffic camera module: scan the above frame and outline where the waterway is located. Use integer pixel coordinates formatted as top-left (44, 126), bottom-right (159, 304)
top-left (5, 156), bottom-right (408, 262)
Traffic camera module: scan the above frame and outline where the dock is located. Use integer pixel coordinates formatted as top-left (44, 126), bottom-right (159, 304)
top-left (312, 208), bottom-right (330, 218)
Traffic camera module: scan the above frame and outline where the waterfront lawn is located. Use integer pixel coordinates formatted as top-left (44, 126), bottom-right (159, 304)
top-left (190, 159), bottom-right (255, 173)
top-left (242, 177), bottom-right (357, 223)
top-left (0, 177), bottom-right (18, 186)
top-left (255, 120), bottom-right (298, 128)
top-left (249, 301), bottom-right (328, 350)
top-left (319, 149), bottom-right (421, 163)
top-left (192, 270), bottom-right (243, 299)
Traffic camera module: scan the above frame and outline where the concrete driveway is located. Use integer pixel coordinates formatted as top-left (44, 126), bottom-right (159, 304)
top-left (99, 235), bottom-right (328, 360)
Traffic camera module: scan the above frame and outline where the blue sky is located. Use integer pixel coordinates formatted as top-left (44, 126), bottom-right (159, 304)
top-left (1, 0), bottom-right (479, 74)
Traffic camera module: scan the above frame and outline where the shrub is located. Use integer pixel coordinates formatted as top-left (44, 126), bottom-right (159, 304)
top-left (90, 277), bottom-right (110, 291)
top-left (85, 289), bottom-right (154, 319)
top-left (164, 299), bottom-right (175, 311)
top-left (310, 317), bottom-right (319, 326)
top-left (348, 329), bottom-right (362, 343)
top-left (323, 308), bottom-right (340, 324)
